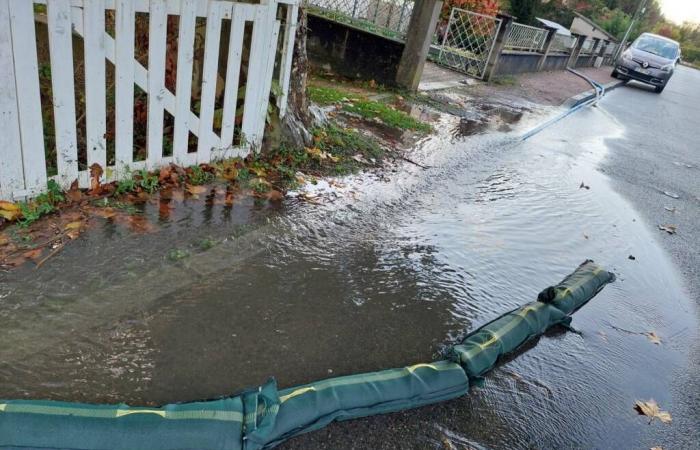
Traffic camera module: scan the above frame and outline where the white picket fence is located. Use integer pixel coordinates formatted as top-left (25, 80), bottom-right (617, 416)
top-left (0, 0), bottom-right (299, 201)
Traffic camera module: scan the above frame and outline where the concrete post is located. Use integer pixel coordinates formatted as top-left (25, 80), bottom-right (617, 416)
top-left (590, 38), bottom-right (601, 66)
top-left (567, 33), bottom-right (586, 68)
top-left (395, 0), bottom-right (443, 91)
top-left (483, 13), bottom-right (514, 82)
top-left (536, 27), bottom-right (558, 72)
top-left (598, 40), bottom-right (608, 57)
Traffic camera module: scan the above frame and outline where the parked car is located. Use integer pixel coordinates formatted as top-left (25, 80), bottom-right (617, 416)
top-left (612, 32), bottom-right (680, 93)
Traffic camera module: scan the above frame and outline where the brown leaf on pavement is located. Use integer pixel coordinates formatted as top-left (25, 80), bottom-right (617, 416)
top-left (64, 221), bottom-right (84, 231)
top-left (645, 331), bottom-right (662, 345)
top-left (91, 207), bottom-right (117, 219)
top-left (634, 400), bottom-right (672, 424)
top-left (658, 224), bottom-right (677, 234)
top-left (185, 184), bottom-right (207, 195)
top-left (23, 248), bottom-right (43, 261)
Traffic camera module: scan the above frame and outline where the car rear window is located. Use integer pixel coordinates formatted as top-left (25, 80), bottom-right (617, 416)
top-left (632, 36), bottom-right (679, 60)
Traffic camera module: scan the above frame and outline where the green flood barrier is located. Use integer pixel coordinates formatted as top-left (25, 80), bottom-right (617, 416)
top-left (0, 260), bottom-right (614, 450)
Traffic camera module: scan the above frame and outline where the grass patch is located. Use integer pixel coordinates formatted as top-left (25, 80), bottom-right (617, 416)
top-left (308, 85), bottom-right (432, 133)
top-left (308, 86), bottom-right (349, 105)
top-left (17, 180), bottom-right (64, 227)
top-left (345, 100), bottom-right (432, 132)
top-left (491, 75), bottom-right (518, 86)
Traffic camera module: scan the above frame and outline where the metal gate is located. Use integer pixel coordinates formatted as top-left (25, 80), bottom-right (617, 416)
top-left (435, 8), bottom-right (501, 79)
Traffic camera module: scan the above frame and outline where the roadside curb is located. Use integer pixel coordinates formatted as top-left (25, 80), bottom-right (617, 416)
top-left (563, 79), bottom-right (626, 109)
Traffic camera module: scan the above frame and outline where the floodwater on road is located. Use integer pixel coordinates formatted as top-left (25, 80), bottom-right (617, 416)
top-left (0, 100), bottom-right (697, 449)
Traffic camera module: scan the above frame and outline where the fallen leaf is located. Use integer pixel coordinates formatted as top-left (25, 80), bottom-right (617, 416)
top-left (663, 191), bottom-right (679, 199)
top-left (159, 166), bottom-right (173, 183)
top-left (579, 182), bottom-right (590, 190)
top-left (645, 331), bottom-right (662, 345)
top-left (628, 255), bottom-right (636, 260)
top-left (23, 248), bottom-right (43, 260)
top-left (0, 201), bottom-right (19, 212)
top-left (634, 400), bottom-right (672, 424)
top-left (186, 184), bottom-right (207, 195)
top-left (66, 184), bottom-right (83, 202)
top-left (658, 224), bottom-right (677, 234)
top-left (61, 211), bottom-right (83, 222)
top-left (0, 234), bottom-right (9, 246)
top-left (266, 190), bottom-right (284, 201)
top-left (664, 206), bottom-right (676, 213)
top-left (3, 255), bottom-right (27, 267)
top-left (89, 163), bottom-right (103, 193)
top-left (91, 207), bottom-right (117, 219)
top-left (66, 229), bottom-right (81, 240)
top-left (158, 201), bottom-right (173, 218)
top-left (64, 221), bottom-right (83, 230)
top-left (251, 167), bottom-right (267, 177)
top-left (0, 209), bottom-right (21, 221)
top-left (222, 166), bottom-right (239, 182)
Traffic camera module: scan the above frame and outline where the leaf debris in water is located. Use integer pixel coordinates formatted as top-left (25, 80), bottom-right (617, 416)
top-left (634, 400), bottom-right (672, 424)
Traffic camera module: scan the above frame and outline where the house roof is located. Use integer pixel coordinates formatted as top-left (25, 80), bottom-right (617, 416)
top-left (572, 11), bottom-right (618, 41)
top-left (536, 17), bottom-right (571, 36)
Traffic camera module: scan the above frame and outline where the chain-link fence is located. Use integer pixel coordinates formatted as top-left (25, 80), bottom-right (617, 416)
top-left (504, 22), bottom-right (548, 53)
top-left (306, 0), bottom-right (414, 40)
top-left (434, 8), bottom-right (502, 79)
top-left (550, 33), bottom-right (577, 53)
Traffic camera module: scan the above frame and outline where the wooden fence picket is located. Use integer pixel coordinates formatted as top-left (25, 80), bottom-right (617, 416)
top-left (114, 0), bottom-right (135, 175)
top-left (196, 0), bottom-right (223, 162)
top-left (0, 0), bottom-right (25, 200)
top-left (146, 0), bottom-right (168, 169)
top-left (8, 0), bottom-right (47, 195)
top-left (83, 0), bottom-right (107, 177)
top-left (219, 6), bottom-right (247, 150)
top-left (172, 0), bottom-right (197, 164)
top-left (47, 0), bottom-right (79, 188)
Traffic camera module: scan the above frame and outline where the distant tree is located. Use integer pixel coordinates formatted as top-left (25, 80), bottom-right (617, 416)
top-left (509, 0), bottom-right (540, 24)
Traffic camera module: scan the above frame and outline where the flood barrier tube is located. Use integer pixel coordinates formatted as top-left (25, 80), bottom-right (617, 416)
top-left (0, 261), bottom-right (613, 450)
top-left (450, 260), bottom-right (615, 381)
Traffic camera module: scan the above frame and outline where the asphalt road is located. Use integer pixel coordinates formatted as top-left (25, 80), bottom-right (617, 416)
top-left (277, 67), bottom-right (700, 450)
top-left (601, 65), bottom-right (700, 302)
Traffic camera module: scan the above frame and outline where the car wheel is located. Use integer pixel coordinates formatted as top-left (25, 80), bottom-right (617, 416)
top-left (611, 69), bottom-right (619, 78)
top-left (655, 85), bottom-right (665, 93)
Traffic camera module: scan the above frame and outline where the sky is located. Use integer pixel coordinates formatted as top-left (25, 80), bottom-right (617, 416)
top-left (659, 0), bottom-right (700, 24)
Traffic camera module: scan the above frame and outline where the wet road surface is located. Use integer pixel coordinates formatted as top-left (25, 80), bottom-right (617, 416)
top-left (1, 69), bottom-right (698, 449)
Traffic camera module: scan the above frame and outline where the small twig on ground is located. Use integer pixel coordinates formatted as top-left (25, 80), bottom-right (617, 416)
top-left (606, 322), bottom-right (643, 335)
top-left (385, 148), bottom-right (431, 169)
top-left (35, 241), bottom-right (66, 269)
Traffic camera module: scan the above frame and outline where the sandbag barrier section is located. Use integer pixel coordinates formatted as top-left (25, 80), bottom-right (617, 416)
top-left (0, 260), bottom-right (615, 450)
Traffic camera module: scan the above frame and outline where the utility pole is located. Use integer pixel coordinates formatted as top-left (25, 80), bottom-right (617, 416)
top-left (614, 0), bottom-right (649, 60)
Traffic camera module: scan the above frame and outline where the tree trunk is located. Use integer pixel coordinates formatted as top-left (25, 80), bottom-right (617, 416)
top-left (263, 7), bottom-right (312, 152)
